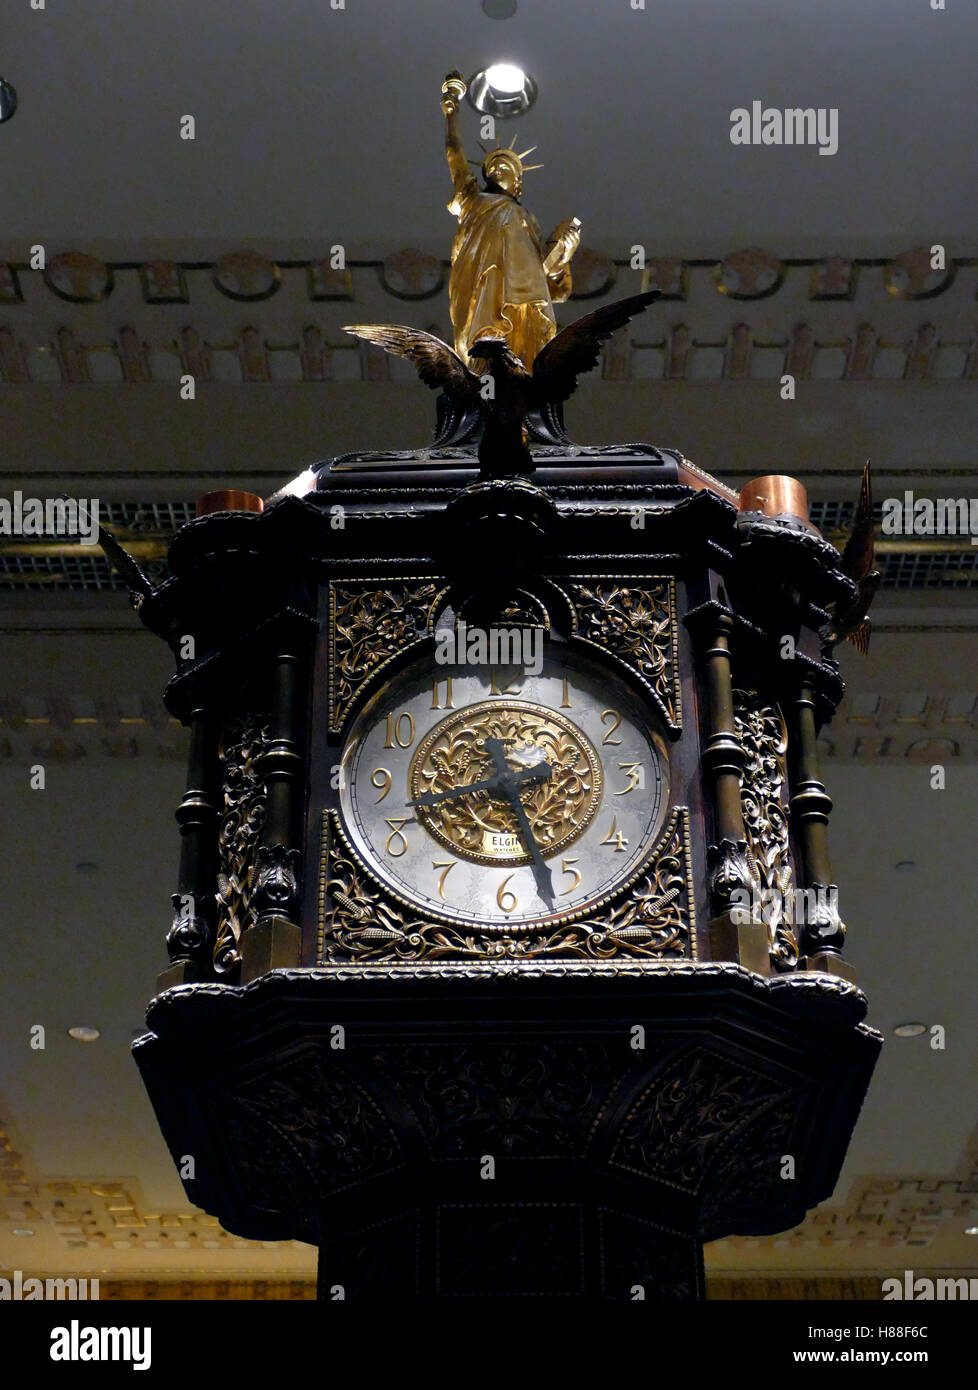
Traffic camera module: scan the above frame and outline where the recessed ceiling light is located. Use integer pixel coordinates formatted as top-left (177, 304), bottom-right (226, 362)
top-left (893, 1022), bottom-right (927, 1038)
top-left (67, 1025), bottom-right (101, 1043)
top-left (484, 63), bottom-right (525, 95)
top-left (467, 64), bottom-right (538, 119)
top-left (0, 77), bottom-right (16, 124)
top-left (12, 1228), bottom-right (35, 1237)
top-left (75, 861), bottom-right (99, 876)
top-left (894, 860), bottom-right (916, 873)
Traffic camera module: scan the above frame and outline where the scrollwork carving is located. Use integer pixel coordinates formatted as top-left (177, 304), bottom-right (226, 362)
top-left (214, 714), bottom-right (268, 974)
top-left (375, 1042), bottom-right (617, 1159)
top-left (612, 1048), bottom-right (790, 1193)
top-left (734, 690), bottom-right (799, 971)
top-left (328, 579), bottom-right (445, 732)
top-left (317, 808), bottom-right (694, 966)
top-left (559, 579), bottom-right (681, 731)
top-left (220, 1049), bottom-right (403, 1202)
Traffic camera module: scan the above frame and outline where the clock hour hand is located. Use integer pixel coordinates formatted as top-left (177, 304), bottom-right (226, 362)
top-left (483, 738), bottom-right (555, 911)
top-left (406, 758), bottom-right (551, 809)
top-left (406, 775), bottom-right (498, 808)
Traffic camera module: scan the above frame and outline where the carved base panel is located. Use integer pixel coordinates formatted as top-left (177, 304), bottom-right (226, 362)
top-left (134, 965), bottom-right (880, 1300)
top-left (316, 1206), bottom-right (704, 1300)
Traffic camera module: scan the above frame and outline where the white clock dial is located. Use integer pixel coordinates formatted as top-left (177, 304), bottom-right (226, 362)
top-left (338, 647), bottom-right (668, 927)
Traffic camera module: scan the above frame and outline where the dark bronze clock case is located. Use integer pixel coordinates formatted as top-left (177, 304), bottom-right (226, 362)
top-left (133, 438), bottom-right (880, 1299)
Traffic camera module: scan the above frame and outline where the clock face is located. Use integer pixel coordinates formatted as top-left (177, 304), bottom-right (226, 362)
top-left (337, 646), bottom-right (669, 927)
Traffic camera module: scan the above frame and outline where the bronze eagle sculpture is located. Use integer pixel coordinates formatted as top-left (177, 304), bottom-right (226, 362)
top-left (343, 290), bottom-right (658, 475)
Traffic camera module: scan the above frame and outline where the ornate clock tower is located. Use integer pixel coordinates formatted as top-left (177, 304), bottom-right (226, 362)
top-left (123, 73), bottom-right (881, 1300)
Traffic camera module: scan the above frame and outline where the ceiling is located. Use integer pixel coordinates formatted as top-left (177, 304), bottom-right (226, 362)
top-left (1, 0), bottom-right (977, 259)
top-left (1, 0), bottom-right (977, 1292)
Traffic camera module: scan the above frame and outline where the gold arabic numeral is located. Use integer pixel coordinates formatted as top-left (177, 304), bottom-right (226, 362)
top-left (560, 676), bottom-right (572, 709)
top-left (600, 709), bottom-right (623, 745)
top-left (600, 817), bottom-right (629, 852)
top-left (431, 677), bottom-right (455, 710)
top-left (496, 874), bottom-right (518, 914)
top-left (490, 668), bottom-right (521, 696)
top-left (432, 860), bottom-right (456, 900)
top-left (371, 766), bottom-right (392, 803)
top-left (384, 711), bottom-right (416, 749)
top-left (558, 856), bottom-right (582, 897)
top-left (384, 817), bottom-right (412, 857)
top-left (615, 761), bottom-right (644, 795)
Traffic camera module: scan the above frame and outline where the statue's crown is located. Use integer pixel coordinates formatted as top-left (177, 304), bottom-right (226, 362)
top-left (470, 137), bottom-right (543, 185)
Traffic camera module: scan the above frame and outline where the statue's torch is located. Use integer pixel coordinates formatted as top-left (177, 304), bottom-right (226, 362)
top-left (442, 70), bottom-right (467, 104)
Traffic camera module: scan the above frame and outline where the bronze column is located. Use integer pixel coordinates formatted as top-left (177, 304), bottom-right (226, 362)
top-left (159, 705), bottom-right (218, 990)
top-left (787, 671), bottom-right (853, 979)
top-left (696, 600), bottom-right (767, 972)
top-left (241, 638), bottom-right (306, 980)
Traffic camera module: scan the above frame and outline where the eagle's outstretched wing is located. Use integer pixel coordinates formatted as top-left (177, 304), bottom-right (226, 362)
top-left (840, 459), bottom-right (875, 581)
top-left (342, 324), bottom-right (478, 400)
top-left (530, 291), bottom-right (659, 403)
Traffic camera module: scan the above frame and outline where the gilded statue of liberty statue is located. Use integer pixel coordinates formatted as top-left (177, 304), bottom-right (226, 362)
top-left (440, 72), bottom-right (580, 372)
top-left (344, 70), bottom-right (656, 473)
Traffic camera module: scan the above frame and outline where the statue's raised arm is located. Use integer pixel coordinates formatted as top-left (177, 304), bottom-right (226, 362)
top-left (441, 72), bottom-right (474, 209)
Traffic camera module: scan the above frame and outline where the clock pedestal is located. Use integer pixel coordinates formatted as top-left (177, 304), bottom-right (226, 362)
top-left (131, 441), bottom-right (881, 1299)
top-left (137, 964), bottom-right (876, 1299)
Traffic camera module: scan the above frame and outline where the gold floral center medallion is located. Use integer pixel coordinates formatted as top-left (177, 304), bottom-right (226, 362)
top-left (408, 699), bottom-right (602, 866)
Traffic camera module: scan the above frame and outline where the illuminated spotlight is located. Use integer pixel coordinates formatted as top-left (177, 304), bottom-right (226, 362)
top-left (67, 1025), bottom-right (101, 1043)
top-left (466, 64), bottom-right (538, 119)
top-left (964, 1225), bottom-right (978, 1236)
top-left (892, 1022), bottom-right (926, 1038)
top-left (485, 63), bottom-right (524, 94)
top-left (0, 77), bottom-right (17, 124)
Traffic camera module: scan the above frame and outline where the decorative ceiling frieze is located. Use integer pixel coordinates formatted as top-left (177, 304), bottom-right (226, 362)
top-left (713, 1151), bottom-right (978, 1255)
top-left (0, 693), bottom-right (186, 762)
top-left (1, 247), bottom-right (977, 386)
top-left (0, 1102), bottom-right (291, 1258)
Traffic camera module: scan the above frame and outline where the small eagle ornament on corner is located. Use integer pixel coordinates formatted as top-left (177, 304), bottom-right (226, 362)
top-left (824, 460), bottom-right (882, 655)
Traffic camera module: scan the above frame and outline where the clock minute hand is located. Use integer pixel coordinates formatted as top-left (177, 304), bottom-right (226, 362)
top-left (483, 738), bottom-right (555, 911)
